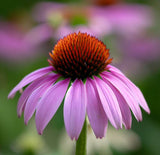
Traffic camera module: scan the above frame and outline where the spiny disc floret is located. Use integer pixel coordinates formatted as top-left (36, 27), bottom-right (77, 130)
top-left (49, 32), bottom-right (112, 80)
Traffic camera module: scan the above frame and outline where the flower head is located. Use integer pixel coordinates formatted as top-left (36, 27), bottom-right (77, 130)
top-left (8, 32), bottom-right (150, 140)
top-left (48, 32), bottom-right (112, 80)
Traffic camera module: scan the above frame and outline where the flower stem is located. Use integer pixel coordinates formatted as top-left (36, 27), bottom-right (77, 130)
top-left (76, 118), bottom-right (87, 155)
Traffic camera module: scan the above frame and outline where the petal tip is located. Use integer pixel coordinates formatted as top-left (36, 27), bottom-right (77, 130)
top-left (70, 136), bottom-right (77, 141)
top-left (74, 137), bottom-right (78, 141)
top-left (8, 93), bottom-right (14, 99)
top-left (125, 125), bottom-right (131, 130)
top-left (146, 108), bottom-right (151, 114)
top-left (96, 135), bottom-right (104, 139)
top-left (137, 117), bottom-right (143, 122)
top-left (24, 120), bottom-right (28, 126)
top-left (38, 130), bottom-right (43, 135)
top-left (147, 111), bottom-right (151, 114)
top-left (18, 114), bottom-right (21, 118)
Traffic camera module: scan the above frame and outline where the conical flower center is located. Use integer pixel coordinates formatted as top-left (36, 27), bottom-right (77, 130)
top-left (49, 32), bottom-right (112, 80)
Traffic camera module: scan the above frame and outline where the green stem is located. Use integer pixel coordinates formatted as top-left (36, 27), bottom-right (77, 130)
top-left (75, 118), bottom-right (87, 155)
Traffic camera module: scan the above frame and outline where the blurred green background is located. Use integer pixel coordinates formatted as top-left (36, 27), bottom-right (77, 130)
top-left (0, 0), bottom-right (160, 155)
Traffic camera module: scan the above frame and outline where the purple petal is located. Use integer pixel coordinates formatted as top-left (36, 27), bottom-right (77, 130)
top-left (94, 76), bottom-right (122, 129)
top-left (101, 72), bottom-right (142, 121)
top-left (64, 79), bottom-right (86, 140)
top-left (24, 75), bottom-right (58, 124)
top-left (86, 79), bottom-right (108, 138)
top-left (17, 77), bottom-right (46, 117)
top-left (17, 73), bottom-right (57, 117)
top-left (101, 76), bottom-right (132, 129)
top-left (8, 66), bottom-right (54, 98)
top-left (109, 65), bottom-right (150, 113)
top-left (35, 78), bottom-right (70, 135)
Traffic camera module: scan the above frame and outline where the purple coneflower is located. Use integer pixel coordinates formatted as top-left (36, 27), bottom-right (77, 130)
top-left (32, 2), bottom-right (152, 39)
top-left (8, 32), bottom-right (150, 140)
top-left (0, 21), bottom-right (52, 63)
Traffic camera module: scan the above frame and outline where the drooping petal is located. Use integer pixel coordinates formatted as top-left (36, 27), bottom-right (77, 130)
top-left (94, 76), bottom-right (122, 129)
top-left (112, 87), bottom-right (132, 129)
top-left (101, 75), bottom-right (132, 129)
top-left (17, 77), bottom-right (44, 117)
top-left (101, 72), bottom-right (142, 121)
top-left (24, 75), bottom-right (58, 124)
top-left (8, 66), bottom-right (54, 98)
top-left (17, 74), bottom-right (57, 117)
top-left (108, 65), bottom-right (150, 113)
top-left (86, 78), bottom-right (108, 138)
top-left (35, 78), bottom-right (70, 135)
top-left (64, 79), bottom-right (86, 140)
